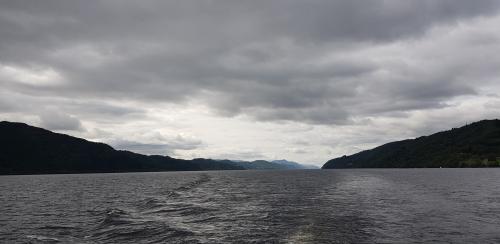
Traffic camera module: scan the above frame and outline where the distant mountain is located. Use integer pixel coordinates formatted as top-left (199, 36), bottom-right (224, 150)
top-left (224, 160), bottom-right (286, 170)
top-left (271, 160), bottom-right (319, 169)
top-left (211, 159), bottom-right (318, 170)
top-left (322, 119), bottom-right (500, 169)
top-left (0, 121), bottom-right (243, 175)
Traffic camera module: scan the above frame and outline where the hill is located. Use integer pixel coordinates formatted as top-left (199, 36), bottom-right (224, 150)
top-left (212, 159), bottom-right (317, 170)
top-left (223, 160), bottom-right (290, 170)
top-left (0, 121), bottom-right (244, 174)
top-left (322, 119), bottom-right (500, 169)
top-left (271, 160), bottom-right (319, 169)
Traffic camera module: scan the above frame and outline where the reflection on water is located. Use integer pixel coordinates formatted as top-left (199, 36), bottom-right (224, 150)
top-left (1, 169), bottom-right (500, 243)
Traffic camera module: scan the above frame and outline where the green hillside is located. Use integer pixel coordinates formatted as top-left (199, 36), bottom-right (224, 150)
top-left (0, 121), bottom-right (243, 174)
top-left (322, 119), bottom-right (500, 169)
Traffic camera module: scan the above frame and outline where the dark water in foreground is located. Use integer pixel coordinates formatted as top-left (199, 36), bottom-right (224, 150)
top-left (1, 169), bottom-right (500, 243)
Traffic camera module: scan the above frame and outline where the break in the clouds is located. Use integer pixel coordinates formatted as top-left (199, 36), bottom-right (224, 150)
top-left (1, 0), bottom-right (500, 165)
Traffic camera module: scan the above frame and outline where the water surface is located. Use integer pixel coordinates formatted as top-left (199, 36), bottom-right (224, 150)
top-left (1, 169), bottom-right (500, 243)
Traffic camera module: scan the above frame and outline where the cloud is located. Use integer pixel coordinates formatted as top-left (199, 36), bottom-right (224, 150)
top-left (0, 64), bottom-right (64, 86)
top-left (211, 149), bottom-right (267, 162)
top-left (106, 132), bottom-right (204, 156)
top-left (38, 110), bottom-right (83, 131)
top-left (1, 1), bottom-right (499, 124)
top-left (1, 1), bottom-right (500, 164)
top-left (287, 148), bottom-right (308, 154)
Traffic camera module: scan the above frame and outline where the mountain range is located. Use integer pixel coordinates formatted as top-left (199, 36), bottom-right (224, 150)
top-left (2, 119), bottom-right (498, 174)
top-left (221, 159), bottom-right (317, 170)
top-left (0, 121), bottom-right (312, 175)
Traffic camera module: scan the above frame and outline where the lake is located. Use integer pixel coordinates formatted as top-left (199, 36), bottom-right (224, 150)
top-left (1, 169), bottom-right (500, 243)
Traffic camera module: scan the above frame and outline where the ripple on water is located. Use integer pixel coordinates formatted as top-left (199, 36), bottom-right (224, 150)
top-left (92, 207), bottom-right (198, 243)
top-left (3, 169), bottom-right (500, 243)
top-left (25, 235), bottom-right (60, 243)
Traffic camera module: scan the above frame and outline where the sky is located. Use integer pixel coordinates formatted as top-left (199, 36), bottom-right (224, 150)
top-left (1, 0), bottom-right (500, 166)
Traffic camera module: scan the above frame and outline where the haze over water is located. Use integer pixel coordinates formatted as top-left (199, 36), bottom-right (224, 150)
top-left (1, 169), bottom-right (500, 243)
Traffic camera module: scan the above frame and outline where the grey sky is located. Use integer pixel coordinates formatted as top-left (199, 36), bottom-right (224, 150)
top-left (1, 1), bottom-right (500, 166)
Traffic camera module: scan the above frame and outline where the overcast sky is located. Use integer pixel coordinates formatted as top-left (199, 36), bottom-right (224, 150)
top-left (1, 0), bottom-right (500, 166)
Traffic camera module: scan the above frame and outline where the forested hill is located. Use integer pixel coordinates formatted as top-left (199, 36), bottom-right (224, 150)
top-left (322, 119), bottom-right (500, 169)
top-left (0, 121), bottom-right (244, 174)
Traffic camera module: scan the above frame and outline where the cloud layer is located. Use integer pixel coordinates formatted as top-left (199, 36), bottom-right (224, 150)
top-left (1, 1), bottom-right (500, 165)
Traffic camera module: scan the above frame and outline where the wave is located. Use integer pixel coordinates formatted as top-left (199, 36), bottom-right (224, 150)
top-left (148, 204), bottom-right (215, 216)
top-left (136, 197), bottom-right (165, 210)
top-left (135, 173), bottom-right (213, 212)
top-left (86, 173), bottom-right (216, 243)
top-left (26, 235), bottom-right (60, 243)
top-left (175, 173), bottom-right (211, 192)
top-left (38, 224), bottom-right (77, 230)
top-left (97, 208), bottom-right (135, 227)
top-left (92, 213), bottom-right (196, 243)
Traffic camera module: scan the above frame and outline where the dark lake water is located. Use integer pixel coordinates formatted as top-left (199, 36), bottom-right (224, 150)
top-left (1, 169), bottom-right (500, 243)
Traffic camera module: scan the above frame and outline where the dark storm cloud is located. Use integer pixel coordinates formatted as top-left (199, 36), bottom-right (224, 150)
top-left (0, 89), bottom-right (145, 120)
top-left (1, 0), bottom-right (500, 125)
